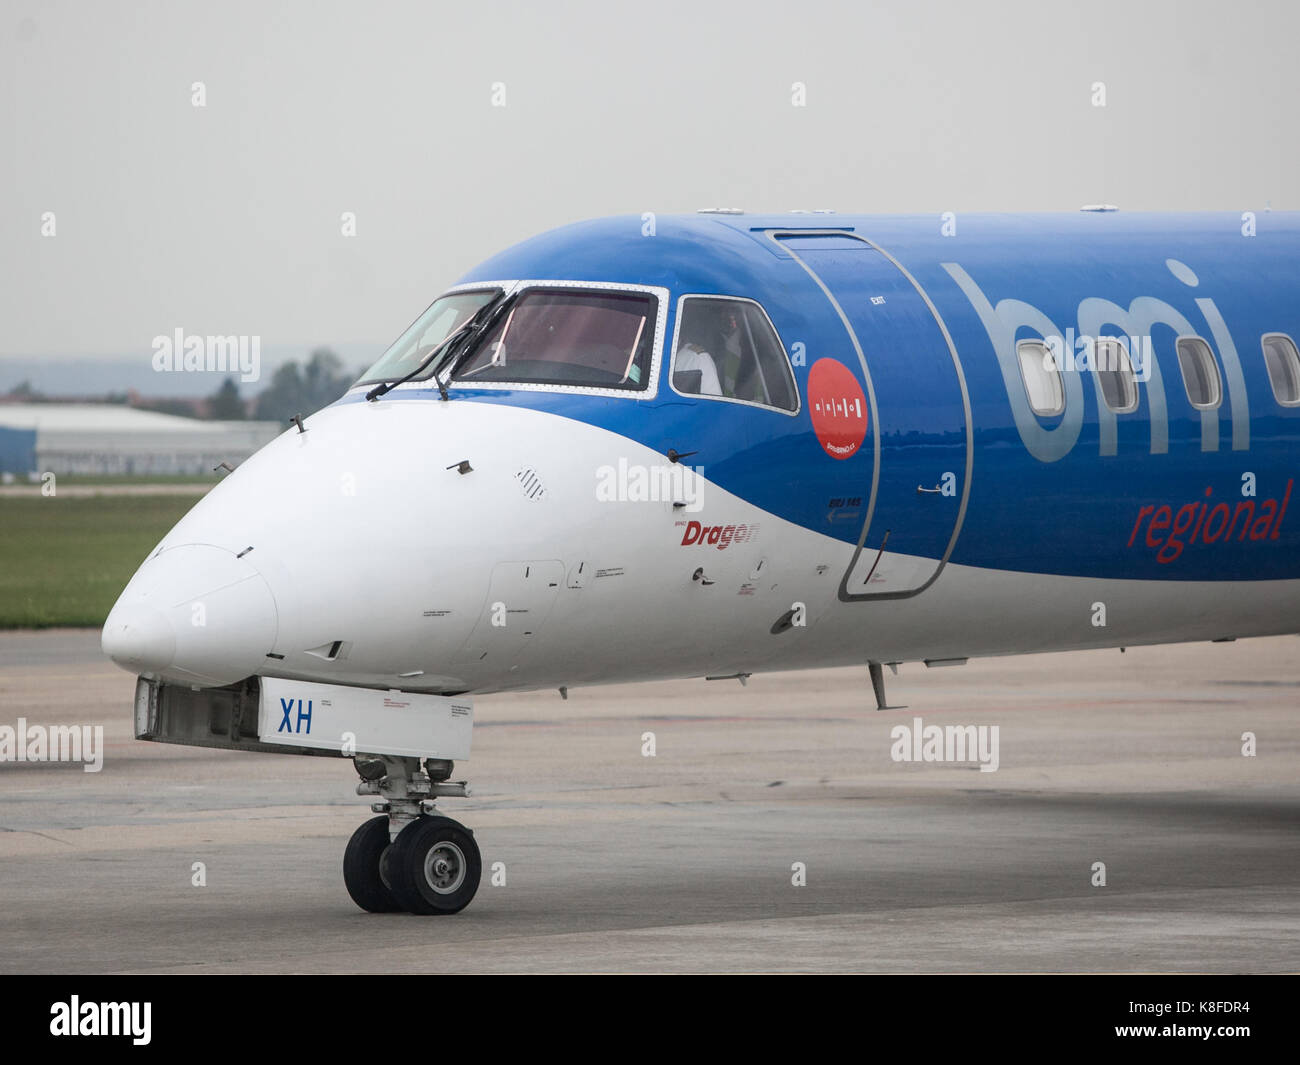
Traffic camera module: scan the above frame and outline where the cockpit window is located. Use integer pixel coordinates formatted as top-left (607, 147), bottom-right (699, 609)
top-left (358, 288), bottom-right (500, 385)
top-left (453, 288), bottom-right (657, 390)
top-left (671, 297), bottom-right (798, 412)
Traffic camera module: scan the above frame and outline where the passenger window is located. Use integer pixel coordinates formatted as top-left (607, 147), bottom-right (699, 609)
top-left (1175, 336), bottom-right (1222, 409)
top-left (1095, 337), bottom-right (1138, 413)
top-left (1015, 339), bottom-right (1064, 416)
top-left (1261, 333), bottom-right (1300, 406)
top-left (672, 297), bottom-right (798, 412)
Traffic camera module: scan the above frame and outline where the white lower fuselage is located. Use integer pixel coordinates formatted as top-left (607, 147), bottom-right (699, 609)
top-left (102, 397), bottom-right (1300, 696)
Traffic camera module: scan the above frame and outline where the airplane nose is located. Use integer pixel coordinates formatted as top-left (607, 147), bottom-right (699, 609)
top-left (101, 603), bottom-right (176, 675)
top-left (102, 543), bottom-right (279, 687)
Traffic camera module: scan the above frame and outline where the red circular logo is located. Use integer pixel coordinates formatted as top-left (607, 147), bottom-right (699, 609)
top-left (808, 358), bottom-right (868, 460)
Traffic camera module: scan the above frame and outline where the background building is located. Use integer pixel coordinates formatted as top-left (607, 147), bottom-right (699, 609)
top-left (0, 404), bottom-right (281, 476)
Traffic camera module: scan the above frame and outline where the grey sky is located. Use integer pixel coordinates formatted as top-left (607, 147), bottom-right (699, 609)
top-left (2, 0), bottom-right (1296, 361)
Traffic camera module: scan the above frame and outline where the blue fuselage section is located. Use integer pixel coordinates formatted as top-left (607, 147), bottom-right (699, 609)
top-left (352, 211), bottom-right (1300, 584)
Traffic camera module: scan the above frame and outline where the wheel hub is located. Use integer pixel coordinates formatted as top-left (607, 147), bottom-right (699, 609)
top-left (424, 842), bottom-right (466, 893)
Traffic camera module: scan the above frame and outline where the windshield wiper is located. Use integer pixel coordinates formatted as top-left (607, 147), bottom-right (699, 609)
top-left (439, 293), bottom-right (517, 385)
top-left (365, 328), bottom-right (462, 402)
top-left (365, 293), bottom-right (505, 402)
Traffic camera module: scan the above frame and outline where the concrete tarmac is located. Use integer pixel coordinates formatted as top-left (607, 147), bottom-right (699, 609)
top-left (0, 629), bottom-right (1296, 973)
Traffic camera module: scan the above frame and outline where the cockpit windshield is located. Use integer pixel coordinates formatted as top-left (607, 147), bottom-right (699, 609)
top-left (357, 288), bottom-right (501, 385)
top-left (453, 288), bottom-right (657, 390)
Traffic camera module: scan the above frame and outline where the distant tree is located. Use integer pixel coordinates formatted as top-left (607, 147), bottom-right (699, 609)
top-left (253, 361), bottom-right (304, 423)
top-left (208, 377), bottom-right (246, 420)
top-left (253, 348), bottom-right (354, 423)
top-left (9, 380), bottom-right (42, 401)
top-left (302, 348), bottom-right (355, 410)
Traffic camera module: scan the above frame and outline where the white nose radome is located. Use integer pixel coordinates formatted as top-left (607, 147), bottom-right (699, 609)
top-left (101, 604), bottom-right (176, 675)
top-left (102, 544), bottom-right (278, 687)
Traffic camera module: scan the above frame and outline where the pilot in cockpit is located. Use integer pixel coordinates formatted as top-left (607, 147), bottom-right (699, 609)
top-left (674, 305), bottom-right (760, 401)
top-left (673, 325), bottom-right (724, 396)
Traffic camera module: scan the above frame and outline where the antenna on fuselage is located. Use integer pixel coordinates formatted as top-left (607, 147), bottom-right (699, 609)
top-left (869, 661), bottom-right (907, 711)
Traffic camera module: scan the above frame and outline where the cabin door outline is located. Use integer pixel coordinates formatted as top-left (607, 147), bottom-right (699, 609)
top-left (770, 230), bottom-right (974, 602)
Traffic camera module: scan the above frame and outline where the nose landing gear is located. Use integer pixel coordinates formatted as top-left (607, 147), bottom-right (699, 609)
top-left (343, 755), bottom-right (481, 915)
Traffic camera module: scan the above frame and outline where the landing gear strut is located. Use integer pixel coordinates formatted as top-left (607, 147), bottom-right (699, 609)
top-left (343, 755), bottom-right (481, 915)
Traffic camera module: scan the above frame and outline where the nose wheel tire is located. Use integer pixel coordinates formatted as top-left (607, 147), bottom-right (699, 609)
top-left (343, 815), bottom-right (403, 913)
top-left (385, 815), bottom-right (482, 915)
